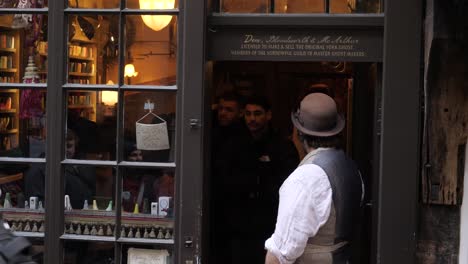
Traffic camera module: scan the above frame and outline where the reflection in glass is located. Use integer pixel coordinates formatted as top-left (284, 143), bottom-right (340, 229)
top-left (330, 0), bottom-right (381, 13)
top-left (67, 0), bottom-right (119, 8)
top-left (124, 16), bottom-right (177, 86)
top-left (0, 89), bottom-right (47, 158)
top-left (121, 169), bottom-right (175, 241)
top-left (64, 241), bottom-right (114, 264)
top-left (0, 15), bottom-right (48, 84)
top-left (66, 90), bottom-right (117, 161)
top-left (67, 15), bottom-right (119, 85)
top-left (221, 0), bottom-right (269, 13)
top-left (0, 163), bottom-right (45, 234)
top-left (123, 91), bottom-right (176, 162)
top-left (63, 165), bottom-right (115, 237)
top-left (274, 0), bottom-right (325, 13)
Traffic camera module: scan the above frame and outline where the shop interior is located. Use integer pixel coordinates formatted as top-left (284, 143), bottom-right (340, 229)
top-left (206, 60), bottom-right (380, 263)
top-left (0, 7), bottom-right (177, 263)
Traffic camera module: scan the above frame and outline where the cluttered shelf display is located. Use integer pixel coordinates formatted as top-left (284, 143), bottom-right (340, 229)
top-left (0, 30), bottom-right (19, 83)
top-left (0, 89), bottom-right (19, 153)
top-left (1, 195), bottom-right (174, 242)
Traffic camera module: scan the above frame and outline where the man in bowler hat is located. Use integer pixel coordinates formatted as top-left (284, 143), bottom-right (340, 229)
top-left (264, 93), bottom-right (364, 264)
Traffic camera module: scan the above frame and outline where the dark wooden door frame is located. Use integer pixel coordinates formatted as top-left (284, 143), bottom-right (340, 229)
top-left (377, 0), bottom-right (422, 263)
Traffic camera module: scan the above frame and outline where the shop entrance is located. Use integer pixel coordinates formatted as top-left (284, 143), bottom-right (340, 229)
top-left (205, 61), bottom-right (381, 263)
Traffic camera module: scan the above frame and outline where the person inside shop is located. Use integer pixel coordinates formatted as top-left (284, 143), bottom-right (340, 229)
top-left (122, 141), bottom-right (175, 215)
top-left (264, 93), bottom-right (364, 264)
top-left (24, 129), bottom-right (96, 209)
top-left (215, 95), bottom-right (299, 264)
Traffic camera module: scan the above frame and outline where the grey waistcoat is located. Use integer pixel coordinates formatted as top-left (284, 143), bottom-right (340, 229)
top-left (295, 148), bottom-right (362, 264)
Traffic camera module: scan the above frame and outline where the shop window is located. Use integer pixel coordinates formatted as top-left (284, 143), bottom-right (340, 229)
top-left (65, 90), bottom-right (117, 161)
top-left (1, 162), bottom-right (45, 232)
top-left (120, 168), bottom-right (175, 243)
top-left (63, 241), bottom-right (115, 264)
top-left (62, 165), bottom-right (116, 237)
top-left (0, 14), bottom-right (48, 84)
top-left (65, 15), bottom-right (119, 85)
top-left (0, 89), bottom-right (47, 158)
top-left (123, 90), bottom-right (176, 163)
top-left (67, 0), bottom-right (119, 9)
top-left (124, 15), bottom-right (177, 86)
top-left (218, 0), bottom-right (382, 13)
top-left (126, 0), bottom-right (179, 10)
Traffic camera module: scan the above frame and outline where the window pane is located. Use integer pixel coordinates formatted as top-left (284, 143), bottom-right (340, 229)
top-left (1, 163), bottom-right (45, 234)
top-left (330, 0), bottom-right (381, 13)
top-left (67, 15), bottom-right (119, 85)
top-left (127, 0), bottom-right (179, 9)
top-left (67, 0), bottom-right (119, 8)
top-left (274, 0), bottom-right (325, 13)
top-left (122, 245), bottom-right (173, 264)
top-left (0, 89), bottom-right (47, 158)
top-left (0, 15), bottom-right (48, 84)
top-left (64, 241), bottom-right (115, 264)
top-left (0, 1), bottom-right (46, 7)
top-left (124, 15), bottom-right (177, 86)
top-left (121, 169), bottom-right (175, 241)
top-left (221, 0), bottom-right (270, 13)
top-left (123, 91), bottom-right (176, 163)
top-left (66, 90), bottom-right (117, 161)
top-left (63, 165), bottom-right (116, 237)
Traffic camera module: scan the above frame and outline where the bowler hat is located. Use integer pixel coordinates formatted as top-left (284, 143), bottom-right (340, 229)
top-left (291, 93), bottom-right (345, 137)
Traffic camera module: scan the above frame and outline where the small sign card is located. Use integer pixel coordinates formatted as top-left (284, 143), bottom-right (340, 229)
top-left (128, 248), bottom-right (169, 264)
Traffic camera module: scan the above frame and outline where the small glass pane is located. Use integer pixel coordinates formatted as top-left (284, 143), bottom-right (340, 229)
top-left (123, 91), bottom-right (176, 163)
top-left (330, 0), bottom-right (381, 13)
top-left (1, 163), bottom-right (45, 234)
top-left (221, 0), bottom-right (269, 13)
top-left (0, 1), bottom-right (46, 7)
top-left (64, 241), bottom-right (115, 264)
top-left (0, 89), bottom-right (46, 158)
top-left (66, 90), bottom-right (117, 160)
top-left (0, 15), bottom-right (48, 84)
top-left (67, 0), bottom-right (119, 9)
top-left (122, 245), bottom-right (173, 264)
top-left (67, 15), bottom-right (119, 85)
top-left (124, 15), bottom-right (177, 86)
top-left (274, 0), bottom-right (325, 13)
top-left (127, 0), bottom-right (179, 9)
top-left (121, 169), bottom-right (175, 241)
top-left (63, 165), bottom-right (115, 237)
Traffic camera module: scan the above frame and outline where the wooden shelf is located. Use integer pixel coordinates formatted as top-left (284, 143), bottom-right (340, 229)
top-left (0, 89), bottom-right (17, 93)
top-left (69, 72), bottom-right (94, 77)
top-left (0, 68), bottom-right (17, 73)
top-left (0, 48), bottom-right (16, 53)
top-left (68, 104), bottom-right (94, 109)
top-left (0, 109), bottom-right (16, 113)
top-left (0, 128), bottom-right (18, 134)
top-left (69, 55), bottom-right (94, 61)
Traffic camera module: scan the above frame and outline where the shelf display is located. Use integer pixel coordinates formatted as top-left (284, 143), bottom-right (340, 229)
top-left (0, 89), bottom-right (19, 153)
top-left (0, 30), bottom-right (19, 83)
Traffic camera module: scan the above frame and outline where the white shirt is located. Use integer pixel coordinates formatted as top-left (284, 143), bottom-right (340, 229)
top-left (264, 155), bottom-right (333, 264)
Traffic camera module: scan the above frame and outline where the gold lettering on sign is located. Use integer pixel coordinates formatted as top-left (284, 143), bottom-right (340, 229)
top-left (229, 34), bottom-right (368, 59)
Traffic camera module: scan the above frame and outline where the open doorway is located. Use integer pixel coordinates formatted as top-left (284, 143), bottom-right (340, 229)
top-left (204, 61), bottom-right (380, 264)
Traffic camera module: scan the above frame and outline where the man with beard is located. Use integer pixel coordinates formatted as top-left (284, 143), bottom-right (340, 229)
top-left (217, 95), bottom-right (299, 263)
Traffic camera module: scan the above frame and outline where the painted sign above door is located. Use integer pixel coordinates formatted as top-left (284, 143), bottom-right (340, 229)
top-left (208, 28), bottom-right (383, 62)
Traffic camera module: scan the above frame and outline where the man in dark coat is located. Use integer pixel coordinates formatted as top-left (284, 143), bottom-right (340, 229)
top-left (217, 95), bottom-right (299, 263)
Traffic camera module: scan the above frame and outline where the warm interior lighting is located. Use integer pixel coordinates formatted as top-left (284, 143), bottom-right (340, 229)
top-left (101, 91), bottom-right (118, 106)
top-left (124, 64), bottom-right (139, 78)
top-left (139, 0), bottom-right (175, 31)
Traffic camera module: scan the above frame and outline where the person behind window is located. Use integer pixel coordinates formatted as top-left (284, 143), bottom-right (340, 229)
top-left (24, 129), bottom-right (95, 209)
